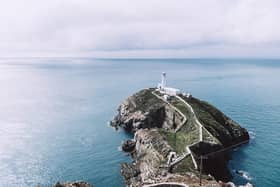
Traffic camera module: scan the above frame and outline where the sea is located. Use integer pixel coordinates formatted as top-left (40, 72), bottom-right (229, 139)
top-left (0, 58), bottom-right (279, 187)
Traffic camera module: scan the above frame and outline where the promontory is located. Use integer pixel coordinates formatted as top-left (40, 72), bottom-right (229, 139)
top-left (111, 73), bottom-right (250, 187)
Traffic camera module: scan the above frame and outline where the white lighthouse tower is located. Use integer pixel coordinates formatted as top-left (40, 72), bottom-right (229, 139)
top-left (161, 72), bottom-right (167, 88)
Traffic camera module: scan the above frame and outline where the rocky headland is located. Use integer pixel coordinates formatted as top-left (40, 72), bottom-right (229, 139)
top-left (111, 88), bottom-right (250, 187)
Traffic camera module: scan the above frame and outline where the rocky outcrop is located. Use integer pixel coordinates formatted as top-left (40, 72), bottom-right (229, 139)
top-left (43, 181), bottom-right (93, 187)
top-left (121, 128), bottom-right (220, 187)
top-left (112, 88), bottom-right (250, 187)
top-left (122, 139), bottom-right (136, 152)
top-left (111, 89), bottom-right (183, 132)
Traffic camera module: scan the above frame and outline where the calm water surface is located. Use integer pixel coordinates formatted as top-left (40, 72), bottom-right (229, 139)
top-left (0, 58), bottom-right (279, 187)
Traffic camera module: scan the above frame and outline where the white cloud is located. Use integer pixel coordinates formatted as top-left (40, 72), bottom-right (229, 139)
top-left (0, 0), bottom-right (279, 58)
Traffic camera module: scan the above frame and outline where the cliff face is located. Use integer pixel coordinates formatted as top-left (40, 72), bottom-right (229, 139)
top-left (121, 129), bottom-right (219, 187)
top-left (111, 89), bottom-right (183, 132)
top-left (112, 88), bottom-right (249, 187)
top-left (121, 129), bottom-right (172, 186)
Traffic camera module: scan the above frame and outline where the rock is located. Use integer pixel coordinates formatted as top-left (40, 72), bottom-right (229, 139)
top-left (111, 89), bottom-right (182, 132)
top-left (121, 163), bottom-right (141, 186)
top-left (240, 183), bottom-right (254, 187)
top-left (218, 181), bottom-right (235, 187)
top-left (38, 181), bottom-right (93, 187)
top-left (54, 182), bottom-right (64, 187)
top-left (122, 139), bottom-right (136, 152)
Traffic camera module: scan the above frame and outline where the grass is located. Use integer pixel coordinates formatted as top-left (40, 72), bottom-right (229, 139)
top-left (132, 89), bottom-right (165, 112)
top-left (169, 96), bottom-right (190, 116)
top-left (172, 155), bottom-right (195, 173)
top-left (166, 97), bottom-right (218, 143)
top-left (202, 128), bottom-right (216, 143)
top-left (179, 96), bottom-right (226, 144)
top-left (159, 129), bottom-right (199, 154)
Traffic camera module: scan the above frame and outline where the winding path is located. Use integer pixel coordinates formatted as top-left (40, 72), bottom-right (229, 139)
top-left (175, 95), bottom-right (220, 144)
top-left (175, 96), bottom-right (201, 142)
top-left (151, 90), bottom-right (220, 169)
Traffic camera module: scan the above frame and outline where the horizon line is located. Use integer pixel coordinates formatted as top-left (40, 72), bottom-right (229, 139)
top-left (1, 57), bottom-right (280, 60)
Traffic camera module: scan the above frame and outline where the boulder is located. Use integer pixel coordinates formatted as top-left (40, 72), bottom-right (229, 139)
top-left (122, 139), bottom-right (136, 152)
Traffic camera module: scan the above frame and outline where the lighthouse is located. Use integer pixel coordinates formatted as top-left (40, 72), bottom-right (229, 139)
top-left (161, 72), bottom-right (167, 88)
top-left (157, 72), bottom-right (181, 96)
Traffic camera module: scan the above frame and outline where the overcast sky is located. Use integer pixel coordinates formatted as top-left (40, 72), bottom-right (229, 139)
top-left (0, 0), bottom-right (279, 58)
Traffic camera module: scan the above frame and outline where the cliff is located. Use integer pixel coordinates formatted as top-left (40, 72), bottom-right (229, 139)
top-left (111, 88), bottom-right (182, 132)
top-left (111, 88), bottom-right (249, 187)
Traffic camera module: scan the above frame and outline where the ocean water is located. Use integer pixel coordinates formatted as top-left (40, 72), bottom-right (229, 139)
top-left (0, 58), bottom-right (279, 187)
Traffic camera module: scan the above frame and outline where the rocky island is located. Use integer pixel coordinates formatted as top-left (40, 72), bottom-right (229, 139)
top-left (111, 73), bottom-right (250, 187)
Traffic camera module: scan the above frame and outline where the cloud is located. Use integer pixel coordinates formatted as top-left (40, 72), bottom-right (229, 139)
top-left (0, 0), bottom-right (279, 57)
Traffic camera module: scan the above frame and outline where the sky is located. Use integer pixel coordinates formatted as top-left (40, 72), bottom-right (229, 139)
top-left (0, 0), bottom-right (280, 58)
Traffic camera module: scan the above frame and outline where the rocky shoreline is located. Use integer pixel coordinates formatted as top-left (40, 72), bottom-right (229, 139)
top-left (111, 88), bottom-right (250, 187)
top-left (37, 181), bottom-right (93, 187)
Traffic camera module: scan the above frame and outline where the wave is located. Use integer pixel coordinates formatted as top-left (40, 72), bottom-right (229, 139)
top-left (248, 131), bottom-right (256, 140)
top-left (241, 171), bottom-right (252, 181)
top-left (233, 169), bottom-right (252, 181)
top-left (118, 146), bottom-right (122, 151)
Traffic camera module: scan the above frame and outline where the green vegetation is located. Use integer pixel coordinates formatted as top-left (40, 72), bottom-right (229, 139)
top-left (180, 96), bottom-right (230, 144)
top-left (169, 96), bottom-right (189, 114)
top-left (202, 128), bottom-right (215, 143)
top-left (153, 90), bottom-right (163, 96)
top-left (159, 129), bottom-right (199, 154)
top-left (172, 155), bottom-right (195, 173)
top-left (131, 89), bottom-right (165, 112)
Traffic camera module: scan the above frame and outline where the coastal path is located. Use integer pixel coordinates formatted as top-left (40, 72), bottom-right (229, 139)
top-left (151, 90), bottom-right (221, 170)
